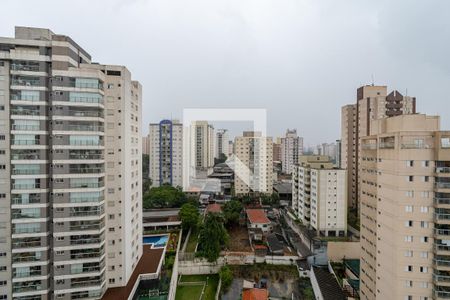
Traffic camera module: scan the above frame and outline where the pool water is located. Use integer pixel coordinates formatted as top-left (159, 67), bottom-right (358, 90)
top-left (143, 235), bottom-right (169, 248)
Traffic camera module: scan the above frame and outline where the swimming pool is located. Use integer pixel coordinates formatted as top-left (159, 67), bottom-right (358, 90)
top-left (143, 235), bottom-right (169, 248)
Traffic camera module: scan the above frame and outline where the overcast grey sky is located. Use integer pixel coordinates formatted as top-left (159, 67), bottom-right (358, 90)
top-left (1, 0), bottom-right (449, 145)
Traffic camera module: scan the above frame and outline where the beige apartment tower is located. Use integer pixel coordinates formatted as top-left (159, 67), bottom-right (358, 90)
top-left (234, 131), bottom-right (273, 195)
top-left (0, 27), bottom-right (142, 300)
top-left (341, 85), bottom-right (416, 209)
top-left (360, 114), bottom-right (450, 300)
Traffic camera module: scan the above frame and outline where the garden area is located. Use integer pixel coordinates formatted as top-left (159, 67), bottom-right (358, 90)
top-left (175, 274), bottom-right (219, 300)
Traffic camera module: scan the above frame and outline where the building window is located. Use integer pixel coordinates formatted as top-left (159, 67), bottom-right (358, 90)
top-left (405, 265), bottom-right (413, 272)
top-left (405, 205), bottom-right (413, 213)
top-left (406, 160), bottom-right (414, 167)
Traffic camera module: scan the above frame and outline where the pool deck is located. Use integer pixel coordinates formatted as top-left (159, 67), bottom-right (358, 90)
top-left (101, 245), bottom-right (164, 300)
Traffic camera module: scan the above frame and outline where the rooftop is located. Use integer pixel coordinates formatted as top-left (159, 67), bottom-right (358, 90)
top-left (311, 267), bottom-right (346, 300)
top-left (242, 288), bottom-right (269, 300)
top-left (102, 245), bottom-right (164, 300)
top-left (246, 209), bottom-right (271, 224)
top-left (206, 203), bottom-right (222, 214)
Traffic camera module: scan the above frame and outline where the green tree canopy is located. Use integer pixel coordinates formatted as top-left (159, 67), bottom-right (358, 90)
top-left (179, 203), bottom-right (200, 230)
top-left (143, 185), bottom-right (187, 209)
top-left (219, 265), bottom-right (233, 291)
top-left (222, 200), bottom-right (243, 227)
top-left (197, 213), bottom-right (229, 262)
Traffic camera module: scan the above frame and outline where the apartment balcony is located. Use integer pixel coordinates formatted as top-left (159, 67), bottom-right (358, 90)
top-left (437, 182), bottom-right (450, 191)
top-left (435, 213), bottom-right (450, 224)
top-left (12, 238), bottom-right (42, 249)
top-left (54, 109), bottom-right (104, 119)
top-left (436, 244), bottom-right (450, 255)
top-left (12, 282), bottom-right (44, 294)
top-left (69, 221), bottom-right (105, 232)
top-left (379, 142), bottom-right (395, 149)
top-left (69, 209), bottom-right (104, 218)
top-left (11, 76), bottom-right (43, 87)
top-left (70, 262), bottom-right (105, 275)
top-left (12, 195), bottom-right (42, 205)
top-left (436, 198), bottom-right (450, 207)
top-left (69, 167), bottom-right (104, 175)
top-left (13, 269), bottom-right (42, 279)
top-left (434, 272), bottom-right (450, 287)
top-left (435, 259), bottom-right (450, 271)
top-left (70, 249), bottom-right (105, 260)
top-left (11, 124), bottom-right (43, 131)
top-left (11, 63), bottom-right (41, 72)
top-left (11, 139), bottom-right (42, 146)
top-left (435, 287), bottom-right (450, 299)
top-left (437, 167), bottom-right (450, 174)
top-left (12, 183), bottom-right (41, 190)
top-left (436, 228), bottom-right (450, 238)
top-left (401, 143), bottom-right (432, 149)
top-left (12, 168), bottom-right (43, 175)
top-left (69, 182), bottom-right (104, 189)
top-left (69, 195), bottom-right (104, 204)
top-left (71, 278), bottom-right (105, 289)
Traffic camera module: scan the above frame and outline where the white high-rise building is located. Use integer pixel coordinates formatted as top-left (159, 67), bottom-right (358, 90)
top-left (190, 121), bottom-right (214, 178)
top-left (292, 155), bottom-right (347, 236)
top-left (234, 131), bottom-right (273, 195)
top-left (149, 120), bottom-right (183, 187)
top-left (281, 129), bottom-right (303, 174)
top-left (0, 27), bottom-right (142, 300)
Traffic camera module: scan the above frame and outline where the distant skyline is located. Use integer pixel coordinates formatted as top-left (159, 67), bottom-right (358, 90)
top-left (1, 0), bottom-right (449, 144)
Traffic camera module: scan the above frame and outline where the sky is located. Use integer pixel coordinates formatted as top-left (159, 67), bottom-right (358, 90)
top-left (1, 0), bottom-right (449, 146)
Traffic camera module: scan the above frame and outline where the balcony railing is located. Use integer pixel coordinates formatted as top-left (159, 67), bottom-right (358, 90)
top-left (13, 270), bottom-right (42, 278)
top-left (434, 289), bottom-right (450, 299)
top-left (69, 154), bottom-right (104, 160)
top-left (12, 140), bottom-right (40, 146)
top-left (70, 210), bottom-right (104, 218)
top-left (12, 240), bottom-right (42, 248)
top-left (436, 244), bottom-right (450, 252)
top-left (435, 198), bottom-right (450, 205)
top-left (71, 278), bottom-right (105, 289)
top-left (12, 197), bottom-right (41, 205)
top-left (70, 182), bottom-right (104, 189)
top-left (434, 274), bottom-right (450, 283)
top-left (435, 259), bottom-right (450, 267)
top-left (11, 64), bottom-right (41, 72)
top-left (12, 124), bottom-right (41, 131)
top-left (70, 237), bottom-right (103, 246)
top-left (435, 229), bottom-right (450, 236)
top-left (11, 79), bottom-right (41, 87)
top-left (11, 109), bottom-right (41, 116)
top-left (436, 183), bottom-right (450, 189)
top-left (61, 125), bottom-right (104, 132)
top-left (58, 110), bottom-right (104, 118)
top-left (379, 142), bottom-right (395, 149)
top-left (69, 167), bottom-right (104, 174)
top-left (435, 213), bottom-right (450, 221)
top-left (69, 140), bottom-right (102, 146)
top-left (70, 251), bottom-right (104, 260)
top-left (12, 255), bottom-right (42, 263)
top-left (12, 169), bottom-right (41, 175)
top-left (71, 263), bottom-right (105, 275)
top-left (70, 196), bottom-right (104, 204)
top-left (69, 224), bottom-right (104, 232)
top-left (437, 167), bottom-right (450, 174)
top-left (12, 284), bottom-right (43, 293)
top-left (12, 183), bottom-right (40, 189)
top-left (401, 143), bottom-right (431, 149)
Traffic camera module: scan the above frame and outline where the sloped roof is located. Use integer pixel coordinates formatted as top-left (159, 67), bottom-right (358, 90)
top-left (246, 209), bottom-right (271, 224)
top-left (206, 203), bottom-right (222, 214)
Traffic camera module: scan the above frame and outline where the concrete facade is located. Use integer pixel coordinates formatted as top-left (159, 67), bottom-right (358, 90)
top-left (0, 27), bottom-right (142, 300)
top-left (341, 85), bottom-right (416, 210)
top-left (292, 155), bottom-right (347, 236)
top-left (234, 131), bottom-right (273, 195)
top-left (359, 114), bottom-right (450, 300)
top-left (149, 120), bottom-right (183, 187)
top-left (281, 129), bottom-right (303, 174)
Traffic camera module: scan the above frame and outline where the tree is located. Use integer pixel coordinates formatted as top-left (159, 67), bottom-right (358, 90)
top-left (214, 153), bottom-right (227, 165)
top-left (197, 213), bottom-right (229, 262)
top-left (219, 265), bottom-right (233, 291)
top-left (261, 192), bottom-right (280, 207)
top-left (179, 203), bottom-right (200, 230)
top-left (222, 200), bottom-right (243, 227)
top-left (143, 185), bottom-right (187, 209)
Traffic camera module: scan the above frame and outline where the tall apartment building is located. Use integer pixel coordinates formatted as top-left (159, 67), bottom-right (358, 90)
top-left (359, 114), bottom-right (450, 300)
top-left (273, 140), bottom-right (282, 163)
top-left (142, 135), bottom-right (149, 155)
top-left (292, 155), bottom-right (347, 236)
top-left (234, 131), bottom-right (273, 195)
top-left (336, 139), bottom-right (342, 168)
top-left (281, 129), bottom-right (303, 174)
top-left (341, 85), bottom-right (416, 209)
top-left (149, 120), bottom-right (183, 187)
top-left (190, 121), bottom-right (214, 178)
top-left (227, 140), bottom-right (234, 157)
top-left (0, 27), bottom-right (142, 300)
top-left (215, 129), bottom-right (228, 159)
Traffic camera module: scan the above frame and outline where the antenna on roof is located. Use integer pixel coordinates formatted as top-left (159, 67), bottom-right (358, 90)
top-left (371, 74), bottom-right (375, 86)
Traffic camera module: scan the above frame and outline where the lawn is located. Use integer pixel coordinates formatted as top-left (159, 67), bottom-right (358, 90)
top-left (175, 274), bottom-right (219, 300)
top-left (185, 229), bottom-right (199, 253)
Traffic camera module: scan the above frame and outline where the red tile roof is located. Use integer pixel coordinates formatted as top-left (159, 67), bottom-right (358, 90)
top-left (242, 288), bottom-right (269, 300)
top-left (246, 209), bottom-right (270, 224)
top-left (206, 203), bottom-right (222, 214)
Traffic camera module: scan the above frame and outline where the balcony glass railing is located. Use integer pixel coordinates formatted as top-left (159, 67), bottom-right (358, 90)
top-left (62, 125), bottom-right (104, 132)
top-left (12, 283), bottom-right (43, 293)
top-left (435, 259), bottom-right (450, 267)
top-left (12, 168), bottom-right (41, 175)
top-left (70, 250), bottom-right (105, 260)
top-left (69, 154), bottom-right (103, 160)
top-left (12, 124), bottom-right (41, 131)
top-left (70, 210), bottom-right (104, 218)
top-left (13, 269), bottom-right (42, 278)
top-left (69, 167), bottom-right (104, 174)
top-left (69, 223), bottom-right (104, 232)
top-left (437, 167), bottom-right (450, 174)
top-left (434, 289), bottom-right (450, 299)
top-left (434, 274), bottom-right (450, 283)
top-left (70, 196), bottom-right (104, 204)
top-left (11, 108), bottom-right (41, 116)
top-left (11, 78), bottom-right (41, 87)
top-left (71, 278), bottom-right (105, 289)
top-left (437, 182), bottom-right (450, 189)
top-left (69, 140), bottom-right (102, 146)
top-left (60, 110), bottom-right (104, 118)
top-left (12, 196), bottom-right (41, 205)
top-left (435, 213), bottom-right (450, 221)
top-left (70, 237), bottom-right (103, 246)
top-left (436, 198), bottom-right (450, 205)
top-left (12, 183), bottom-right (40, 189)
top-left (436, 244), bottom-right (450, 252)
top-left (71, 263), bottom-right (105, 275)
top-left (11, 63), bottom-right (41, 72)
top-left (435, 229), bottom-right (450, 236)
top-left (12, 140), bottom-right (40, 146)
